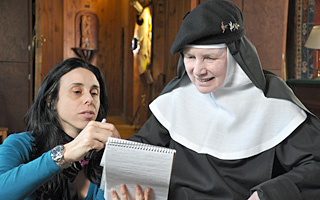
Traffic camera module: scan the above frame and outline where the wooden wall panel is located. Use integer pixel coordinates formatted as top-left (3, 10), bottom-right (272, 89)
top-left (39, 0), bottom-right (64, 78)
top-left (148, 0), bottom-right (192, 104)
top-left (152, 0), bottom-right (167, 98)
top-left (243, 0), bottom-right (289, 79)
top-left (229, 0), bottom-right (243, 10)
top-left (0, 63), bottom-right (30, 133)
top-left (0, 0), bottom-right (30, 62)
top-left (195, 0), bottom-right (243, 10)
top-left (95, 0), bottom-right (124, 116)
top-left (165, 0), bottom-right (191, 84)
top-left (121, 0), bottom-right (135, 122)
top-left (35, 0), bottom-right (63, 94)
top-left (0, 0), bottom-right (32, 134)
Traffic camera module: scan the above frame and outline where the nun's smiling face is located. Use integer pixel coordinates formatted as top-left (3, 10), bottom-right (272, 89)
top-left (183, 47), bottom-right (228, 94)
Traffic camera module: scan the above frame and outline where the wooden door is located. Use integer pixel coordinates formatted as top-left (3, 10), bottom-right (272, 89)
top-left (34, 0), bottom-right (63, 94)
top-left (0, 0), bottom-right (33, 133)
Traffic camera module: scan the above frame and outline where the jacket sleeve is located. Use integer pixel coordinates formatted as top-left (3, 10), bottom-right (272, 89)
top-left (251, 115), bottom-right (320, 200)
top-left (0, 133), bottom-right (62, 199)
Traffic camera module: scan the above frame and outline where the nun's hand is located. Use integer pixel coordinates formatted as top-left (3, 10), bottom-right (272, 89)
top-left (111, 184), bottom-right (152, 200)
top-left (247, 191), bottom-right (260, 200)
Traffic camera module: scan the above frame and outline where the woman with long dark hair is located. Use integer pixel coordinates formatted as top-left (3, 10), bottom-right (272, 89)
top-left (0, 57), bottom-right (120, 199)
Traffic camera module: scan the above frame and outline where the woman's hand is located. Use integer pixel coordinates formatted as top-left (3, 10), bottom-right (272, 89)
top-left (248, 191), bottom-right (260, 200)
top-left (63, 120), bottom-right (120, 163)
top-left (111, 184), bottom-right (152, 200)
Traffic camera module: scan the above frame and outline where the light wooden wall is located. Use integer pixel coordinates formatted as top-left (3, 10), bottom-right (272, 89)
top-left (35, 0), bottom-right (63, 95)
top-left (151, 0), bottom-right (192, 98)
top-left (34, 0), bottom-right (289, 129)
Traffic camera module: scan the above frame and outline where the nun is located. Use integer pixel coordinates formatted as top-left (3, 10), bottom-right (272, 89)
top-left (116, 0), bottom-right (320, 199)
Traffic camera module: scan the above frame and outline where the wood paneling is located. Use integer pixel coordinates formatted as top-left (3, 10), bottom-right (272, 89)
top-left (229, 0), bottom-right (243, 10)
top-left (0, 0), bottom-right (32, 134)
top-left (0, 62), bottom-right (30, 133)
top-left (0, 0), bottom-right (30, 62)
top-left (95, 0), bottom-right (124, 116)
top-left (35, 0), bottom-right (63, 94)
top-left (242, 0), bottom-right (289, 79)
top-left (121, 0), bottom-right (135, 123)
top-left (152, 0), bottom-right (167, 98)
top-left (165, 0), bottom-right (191, 83)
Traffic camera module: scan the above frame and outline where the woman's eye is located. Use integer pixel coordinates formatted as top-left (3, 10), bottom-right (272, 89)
top-left (73, 90), bottom-right (81, 94)
top-left (185, 56), bottom-right (195, 60)
top-left (91, 89), bottom-right (99, 96)
top-left (205, 57), bottom-right (215, 61)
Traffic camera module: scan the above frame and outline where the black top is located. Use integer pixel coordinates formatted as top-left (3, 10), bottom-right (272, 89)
top-left (130, 114), bottom-right (320, 199)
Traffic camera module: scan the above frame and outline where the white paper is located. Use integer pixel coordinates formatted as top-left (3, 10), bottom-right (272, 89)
top-left (100, 137), bottom-right (176, 200)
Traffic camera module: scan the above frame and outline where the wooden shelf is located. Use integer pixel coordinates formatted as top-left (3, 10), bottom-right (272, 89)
top-left (71, 47), bottom-right (98, 62)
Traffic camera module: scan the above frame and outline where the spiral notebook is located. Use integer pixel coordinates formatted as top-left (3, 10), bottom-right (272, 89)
top-left (100, 137), bottom-right (176, 200)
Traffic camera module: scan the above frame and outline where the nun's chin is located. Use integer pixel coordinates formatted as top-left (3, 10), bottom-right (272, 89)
top-left (194, 85), bottom-right (219, 94)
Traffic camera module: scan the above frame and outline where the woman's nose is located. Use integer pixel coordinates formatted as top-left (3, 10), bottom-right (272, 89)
top-left (84, 92), bottom-right (93, 105)
top-left (194, 60), bottom-right (206, 75)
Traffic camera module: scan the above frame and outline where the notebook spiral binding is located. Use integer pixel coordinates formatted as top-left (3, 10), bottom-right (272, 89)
top-left (107, 137), bottom-right (175, 154)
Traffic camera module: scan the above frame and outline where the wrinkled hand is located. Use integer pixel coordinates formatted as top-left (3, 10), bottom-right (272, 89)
top-left (63, 121), bottom-right (120, 163)
top-left (248, 191), bottom-right (260, 200)
top-left (111, 184), bottom-right (152, 200)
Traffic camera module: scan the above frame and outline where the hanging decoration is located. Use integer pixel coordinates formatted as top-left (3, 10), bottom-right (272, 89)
top-left (132, 1), bottom-right (153, 84)
top-left (72, 11), bottom-right (99, 63)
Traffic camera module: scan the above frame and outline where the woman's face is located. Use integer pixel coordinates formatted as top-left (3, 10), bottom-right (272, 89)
top-left (55, 68), bottom-right (100, 138)
top-left (183, 47), bottom-right (228, 94)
